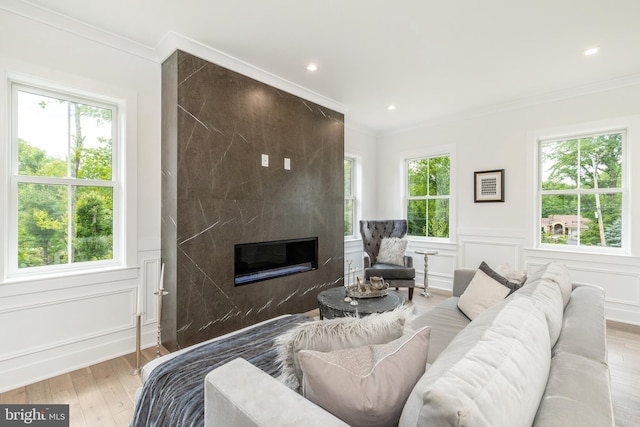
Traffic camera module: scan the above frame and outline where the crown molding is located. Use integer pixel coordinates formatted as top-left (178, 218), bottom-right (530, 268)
top-left (1, 1), bottom-right (346, 114)
top-left (383, 73), bottom-right (640, 137)
top-left (154, 31), bottom-right (346, 114)
top-left (8, 0), bottom-right (638, 134)
top-left (0, 0), bottom-right (157, 61)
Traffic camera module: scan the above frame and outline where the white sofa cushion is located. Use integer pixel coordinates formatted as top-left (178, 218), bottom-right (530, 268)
top-left (540, 262), bottom-right (572, 308)
top-left (510, 278), bottom-right (564, 347)
top-left (299, 326), bottom-right (431, 427)
top-left (525, 262), bottom-right (572, 308)
top-left (400, 297), bottom-right (551, 427)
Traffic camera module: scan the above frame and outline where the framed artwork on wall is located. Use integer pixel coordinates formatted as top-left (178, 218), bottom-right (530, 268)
top-left (474, 169), bottom-right (504, 202)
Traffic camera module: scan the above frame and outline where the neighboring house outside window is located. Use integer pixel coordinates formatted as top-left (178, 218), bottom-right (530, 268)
top-left (344, 157), bottom-right (355, 238)
top-left (406, 155), bottom-right (450, 238)
top-left (538, 130), bottom-right (624, 249)
top-left (9, 83), bottom-right (119, 276)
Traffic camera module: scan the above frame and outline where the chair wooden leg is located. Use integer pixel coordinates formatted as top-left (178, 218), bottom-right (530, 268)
top-left (408, 288), bottom-right (414, 301)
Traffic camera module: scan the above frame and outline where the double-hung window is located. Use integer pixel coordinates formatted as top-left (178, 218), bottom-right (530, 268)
top-left (538, 130), bottom-right (625, 249)
top-left (344, 157), bottom-right (356, 237)
top-left (10, 83), bottom-right (119, 275)
top-left (406, 155), bottom-right (450, 238)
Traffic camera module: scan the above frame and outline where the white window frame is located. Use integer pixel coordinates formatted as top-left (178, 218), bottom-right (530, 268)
top-left (535, 128), bottom-right (628, 255)
top-left (7, 81), bottom-right (123, 279)
top-left (344, 156), bottom-right (356, 239)
top-left (405, 154), bottom-right (451, 241)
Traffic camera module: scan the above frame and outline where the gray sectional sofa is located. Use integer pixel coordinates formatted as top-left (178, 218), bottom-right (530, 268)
top-left (204, 262), bottom-right (614, 427)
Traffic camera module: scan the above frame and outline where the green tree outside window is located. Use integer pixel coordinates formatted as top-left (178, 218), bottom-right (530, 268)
top-left (14, 86), bottom-right (115, 269)
top-left (407, 156), bottom-right (450, 238)
top-left (539, 132), bottom-right (623, 248)
top-left (344, 158), bottom-right (355, 237)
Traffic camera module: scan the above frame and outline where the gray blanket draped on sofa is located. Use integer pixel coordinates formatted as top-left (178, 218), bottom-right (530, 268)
top-left (131, 314), bottom-right (310, 427)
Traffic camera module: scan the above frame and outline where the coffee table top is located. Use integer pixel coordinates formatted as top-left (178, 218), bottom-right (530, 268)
top-left (317, 286), bottom-right (405, 319)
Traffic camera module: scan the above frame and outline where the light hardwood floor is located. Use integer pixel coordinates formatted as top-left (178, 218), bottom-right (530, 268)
top-left (1, 288), bottom-right (639, 427)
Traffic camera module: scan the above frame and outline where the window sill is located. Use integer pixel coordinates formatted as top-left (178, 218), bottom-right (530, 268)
top-left (524, 247), bottom-right (638, 264)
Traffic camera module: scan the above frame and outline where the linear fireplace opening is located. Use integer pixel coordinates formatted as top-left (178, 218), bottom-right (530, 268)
top-left (234, 237), bottom-right (318, 286)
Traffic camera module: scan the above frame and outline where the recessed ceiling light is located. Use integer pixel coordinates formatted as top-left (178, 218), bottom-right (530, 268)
top-left (387, 105), bottom-right (397, 111)
top-left (306, 64), bottom-right (318, 72)
top-left (584, 47), bottom-right (599, 56)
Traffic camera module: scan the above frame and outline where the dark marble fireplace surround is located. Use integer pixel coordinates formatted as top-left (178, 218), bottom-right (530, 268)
top-left (161, 50), bottom-right (344, 350)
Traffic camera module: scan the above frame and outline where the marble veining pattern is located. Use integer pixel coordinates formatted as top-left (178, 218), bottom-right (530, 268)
top-left (162, 50), bottom-right (344, 350)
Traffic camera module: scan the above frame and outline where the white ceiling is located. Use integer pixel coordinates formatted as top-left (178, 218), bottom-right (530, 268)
top-left (18, 0), bottom-right (640, 132)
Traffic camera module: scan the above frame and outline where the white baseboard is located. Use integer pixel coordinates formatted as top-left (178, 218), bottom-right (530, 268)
top-left (0, 325), bottom-right (157, 393)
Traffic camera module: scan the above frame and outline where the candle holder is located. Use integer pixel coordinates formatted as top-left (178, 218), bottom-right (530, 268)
top-left (344, 261), bottom-right (353, 302)
top-left (131, 312), bottom-right (143, 376)
top-left (154, 263), bottom-right (168, 358)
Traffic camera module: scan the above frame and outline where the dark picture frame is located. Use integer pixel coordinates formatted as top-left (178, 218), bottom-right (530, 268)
top-left (474, 169), bottom-right (504, 203)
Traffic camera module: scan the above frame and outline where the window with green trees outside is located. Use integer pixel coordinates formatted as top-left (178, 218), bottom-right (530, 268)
top-left (539, 130), bottom-right (624, 249)
top-left (344, 157), bottom-right (355, 237)
top-left (11, 83), bottom-right (117, 272)
top-left (406, 156), bottom-right (450, 238)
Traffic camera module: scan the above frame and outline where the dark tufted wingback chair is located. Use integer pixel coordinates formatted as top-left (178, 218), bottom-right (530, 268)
top-left (360, 220), bottom-right (416, 300)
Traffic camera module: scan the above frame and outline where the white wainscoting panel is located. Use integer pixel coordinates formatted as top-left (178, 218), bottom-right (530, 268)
top-left (141, 256), bottom-right (161, 324)
top-left (0, 286), bottom-right (135, 363)
top-left (344, 239), bottom-right (364, 278)
top-left (525, 250), bottom-right (640, 326)
top-left (457, 228), bottom-right (528, 271)
top-left (0, 250), bottom-right (162, 393)
top-left (408, 241), bottom-right (457, 293)
top-left (138, 250), bottom-right (161, 346)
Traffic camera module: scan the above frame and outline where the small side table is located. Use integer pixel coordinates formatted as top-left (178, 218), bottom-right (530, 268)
top-left (415, 250), bottom-right (438, 298)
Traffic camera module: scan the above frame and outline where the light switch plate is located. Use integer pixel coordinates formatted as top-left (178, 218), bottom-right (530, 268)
top-left (261, 154), bottom-right (269, 167)
top-left (284, 158), bottom-right (291, 170)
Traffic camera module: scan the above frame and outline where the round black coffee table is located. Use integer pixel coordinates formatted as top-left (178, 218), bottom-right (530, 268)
top-left (317, 286), bottom-right (406, 319)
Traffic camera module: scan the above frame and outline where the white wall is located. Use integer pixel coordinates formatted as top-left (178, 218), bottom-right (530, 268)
top-left (376, 83), bottom-right (640, 325)
top-left (0, 8), bottom-right (162, 391)
top-left (343, 123), bottom-right (377, 277)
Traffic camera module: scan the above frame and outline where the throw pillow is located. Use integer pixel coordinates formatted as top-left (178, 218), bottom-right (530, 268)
top-left (478, 261), bottom-right (523, 295)
top-left (495, 262), bottom-right (527, 285)
top-left (376, 237), bottom-right (408, 266)
top-left (299, 326), bottom-right (431, 427)
top-left (274, 305), bottom-right (411, 393)
top-left (457, 267), bottom-right (511, 320)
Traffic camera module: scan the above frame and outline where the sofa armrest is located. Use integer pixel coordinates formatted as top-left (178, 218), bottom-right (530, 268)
top-left (452, 268), bottom-right (476, 297)
top-left (205, 358), bottom-right (349, 427)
